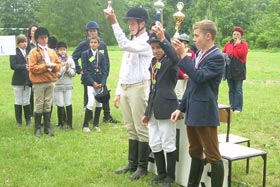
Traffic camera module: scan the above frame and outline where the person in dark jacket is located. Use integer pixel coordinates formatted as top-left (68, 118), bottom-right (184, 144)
top-left (72, 21), bottom-right (119, 124)
top-left (171, 20), bottom-right (224, 187)
top-left (222, 26), bottom-right (248, 113)
top-left (142, 23), bottom-right (178, 187)
top-left (81, 36), bottom-right (108, 132)
top-left (10, 34), bottom-right (32, 126)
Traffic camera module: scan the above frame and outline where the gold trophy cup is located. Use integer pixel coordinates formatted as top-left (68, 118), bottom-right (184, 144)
top-left (173, 2), bottom-right (185, 39)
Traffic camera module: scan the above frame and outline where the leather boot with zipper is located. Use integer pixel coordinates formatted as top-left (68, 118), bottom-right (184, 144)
top-left (130, 141), bottom-right (150, 180)
top-left (115, 139), bottom-right (138, 174)
top-left (23, 105), bottom-right (31, 126)
top-left (66, 105), bottom-right (73, 129)
top-left (14, 104), bottom-right (22, 126)
top-left (43, 112), bottom-right (55, 136)
top-left (34, 113), bottom-right (42, 137)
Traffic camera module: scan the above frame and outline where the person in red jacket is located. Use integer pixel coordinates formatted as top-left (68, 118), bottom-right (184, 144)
top-left (222, 26), bottom-right (248, 113)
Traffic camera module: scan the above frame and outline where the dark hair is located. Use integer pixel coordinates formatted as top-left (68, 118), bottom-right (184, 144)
top-left (27, 23), bottom-right (38, 40)
top-left (232, 26), bottom-right (244, 36)
top-left (48, 36), bottom-right (58, 49)
top-left (56, 41), bottom-right (67, 49)
top-left (88, 36), bottom-right (100, 43)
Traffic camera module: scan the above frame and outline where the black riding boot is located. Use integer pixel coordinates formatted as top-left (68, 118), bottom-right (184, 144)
top-left (93, 107), bottom-right (102, 127)
top-left (23, 105), bottom-right (31, 126)
top-left (57, 106), bottom-right (64, 129)
top-left (161, 151), bottom-right (177, 187)
top-left (115, 139), bottom-right (138, 174)
top-left (211, 160), bottom-right (224, 187)
top-left (66, 105), bottom-right (73, 129)
top-left (103, 101), bottom-right (119, 123)
top-left (187, 158), bottom-right (204, 187)
top-left (43, 112), bottom-right (55, 136)
top-left (83, 108), bottom-right (93, 128)
top-left (130, 141), bottom-right (150, 180)
top-left (34, 113), bottom-right (42, 137)
top-left (148, 150), bottom-right (166, 185)
top-left (14, 104), bottom-right (22, 126)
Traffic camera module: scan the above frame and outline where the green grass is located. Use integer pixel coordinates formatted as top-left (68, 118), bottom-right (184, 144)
top-left (0, 49), bottom-right (279, 187)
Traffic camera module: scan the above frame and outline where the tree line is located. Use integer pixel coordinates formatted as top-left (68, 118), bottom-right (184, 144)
top-left (0, 0), bottom-right (279, 49)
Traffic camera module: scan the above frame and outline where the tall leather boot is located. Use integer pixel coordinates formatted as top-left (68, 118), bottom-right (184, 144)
top-left (103, 101), bottom-right (119, 124)
top-left (34, 113), bottom-right (42, 137)
top-left (211, 160), bottom-right (224, 187)
top-left (82, 108), bottom-right (93, 130)
top-left (130, 141), bottom-right (150, 180)
top-left (57, 106), bottom-right (64, 129)
top-left (66, 105), bottom-right (73, 129)
top-left (14, 104), bottom-right (22, 126)
top-left (23, 105), bottom-right (31, 126)
top-left (161, 151), bottom-right (177, 187)
top-left (62, 107), bottom-right (67, 124)
top-left (93, 107), bottom-right (102, 130)
top-left (148, 150), bottom-right (166, 185)
top-left (187, 158), bottom-right (204, 187)
top-left (115, 139), bottom-right (138, 174)
top-left (43, 112), bottom-right (55, 136)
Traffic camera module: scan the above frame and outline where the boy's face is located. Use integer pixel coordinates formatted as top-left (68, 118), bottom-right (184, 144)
top-left (128, 19), bottom-right (144, 36)
top-left (193, 29), bottom-right (209, 51)
top-left (18, 41), bottom-right (27, 50)
top-left (57, 47), bottom-right (67, 56)
top-left (89, 39), bottom-right (100, 50)
top-left (150, 42), bottom-right (165, 61)
top-left (37, 35), bottom-right (48, 46)
top-left (87, 28), bottom-right (98, 38)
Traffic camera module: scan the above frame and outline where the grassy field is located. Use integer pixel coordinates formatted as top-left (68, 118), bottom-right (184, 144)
top-left (0, 48), bottom-right (279, 187)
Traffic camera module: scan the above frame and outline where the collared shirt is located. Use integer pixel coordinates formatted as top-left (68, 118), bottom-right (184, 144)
top-left (112, 23), bottom-right (153, 95)
top-left (19, 48), bottom-right (26, 58)
top-left (38, 44), bottom-right (52, 71)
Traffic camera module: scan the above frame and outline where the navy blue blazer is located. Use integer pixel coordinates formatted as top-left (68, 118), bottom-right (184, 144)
top-left (178, 46), bottom-right (224, 127)
top-left (10, 48), bottom-right (31, 86)
top-left (81, 49), bottom-right (108, 86)
top-left (144, 39), bottom-right (179, 120)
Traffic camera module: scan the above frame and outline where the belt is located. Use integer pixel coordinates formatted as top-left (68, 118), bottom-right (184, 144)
top-left (121, 80), bottom-right (150, 88)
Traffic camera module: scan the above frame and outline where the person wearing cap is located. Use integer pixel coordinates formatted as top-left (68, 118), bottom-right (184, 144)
top-left (104, 6), bottom-right (153, 180)
top-left (175, 33), bottom-right (195, 101)
top-left (171, 20), bottom-right (224, 187)
top-left (28, 27), bottom-right (61, 137)
top-left (222, 26), bottom-right (248, 113)
top-left (10, 34), bottom-right (32, 126)
top-left (72, 21), bottom-right (119, 124)
top-left (141, 24), bottom-right (178, 187)
top-left (81, 36), bottom-right (108, 133)
top-left (54, 41), bottom-right (76, 130)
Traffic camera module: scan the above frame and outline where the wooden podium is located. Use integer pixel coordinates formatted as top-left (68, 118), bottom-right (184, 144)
top-left (148, 117), bottom-right (228, 187)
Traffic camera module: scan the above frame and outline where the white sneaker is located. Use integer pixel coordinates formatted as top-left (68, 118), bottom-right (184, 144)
top-left (83, 127), bottom-right (91, 132)
top-left (95, 126), bottom-right (101, 132)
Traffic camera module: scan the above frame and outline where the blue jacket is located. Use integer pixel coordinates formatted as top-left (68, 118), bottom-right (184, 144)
top-left (81, 49), bottom-right (108, 86)
top-left (178, 46), bottom-right (224, 126)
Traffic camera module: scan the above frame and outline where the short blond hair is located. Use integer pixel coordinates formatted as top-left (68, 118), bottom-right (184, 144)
top-left (193, 20), bottom-right (217, 40)
top-left (16, 34), bottom-right (27, 44)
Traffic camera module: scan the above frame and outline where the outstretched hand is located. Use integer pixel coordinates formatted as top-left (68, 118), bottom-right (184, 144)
top-left (104, 9), bottom-right (117, 24)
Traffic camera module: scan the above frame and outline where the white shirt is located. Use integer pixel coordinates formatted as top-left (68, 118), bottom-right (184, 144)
top-left (112, 23), bottom-right (153, 95)
top-left (38, 44), bottom-right (52, 71)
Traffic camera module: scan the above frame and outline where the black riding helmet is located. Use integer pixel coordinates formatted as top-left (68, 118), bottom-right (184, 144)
top-left (147, 31), bottom-right (171, 44)
top-left (124, 7), bottom-right (149, 36)
top-left (34, 27), bottom-right (49, 41)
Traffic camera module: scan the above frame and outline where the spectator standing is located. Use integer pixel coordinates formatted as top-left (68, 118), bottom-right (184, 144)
top-left (72, 21), bottom-right (119, 124)
top-left (104, 7), bottom-right (153, 180)
top-left (222, 26), bottom-right (249, 113)
top-left (28, 27), bottom-right (61, 137)
top-left (171, 20), bottom-right (225, 187)
top-left (10, 34), bottom-right (32, 126)
top-left (54, 42), bottom-right (76, 129)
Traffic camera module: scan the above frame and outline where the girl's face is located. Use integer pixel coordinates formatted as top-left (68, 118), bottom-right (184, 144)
top-left (232, 31), bottom-right (242, 41)
top-left (18, 41), bottom-right (27, 50)
top-left (89, 39), bottom-right (100, 50)
top-left (150, 42), bottom-right (165, 61)
top-left (87, 28), bottom-right (98, 38)
top-left (57, 47), bottom-right (67, 56)
top-left (31, 26), bottom-right (37, 39)
top-left (128, 19), bottom-right (144, 36)
top-left (37, 35), bottom-right (48, 46)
